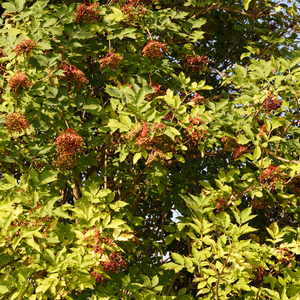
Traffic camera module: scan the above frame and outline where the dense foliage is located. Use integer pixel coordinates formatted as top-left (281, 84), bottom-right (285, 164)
top-left (1, 0), bottom-right (300, 299)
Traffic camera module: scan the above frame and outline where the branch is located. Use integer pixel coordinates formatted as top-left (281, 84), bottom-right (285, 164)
top-left (0, 288), bottom-right (17, 300)
top-left (167, 272), bottom-right (178, 296)
top-left (267, 150), bottom-right (300, 164)
top-left (0, 257), bottom-right (21, 271)
top-left (204, 94), bottom-right (236, 102)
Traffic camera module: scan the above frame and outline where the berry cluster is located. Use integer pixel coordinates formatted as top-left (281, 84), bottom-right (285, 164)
top-left (54, 153), bottom-right (76, 171)
top-left (142, 41), bottom-right (168, 60)
top-left (84, 226), bottom-right (115, 251)
top-left (122, 0), bottom-right (147, 21)
top-left (184, 117), bottom-right (206, 142)
top-left (258, 124), bottom-right (268, 138)
top-left (127, 123), bottom-right (143, 142)
top-left (152, 122), bottom-right (166, 134)
top-left (53, 128), bottom-right (83, 171)
top-left (83, 226), bottom-right (126, 283)
top-left (250, 266), bottom-right (268, 283)
top-left (184, 55), bottom-right (209, 73)
top-left (4, 112), bottom-right (30, 136)
top-left (75, 3), bottom-right (101, 24)
top-left (135, 123), bottom-right (150, 149)
top-left (91, 251), bottom-right (126, 283)
top-left (146, 149), bottom-right (167, 165)
top-left (258, 165), bottom-right (284, 190)
top-left (264, 93), bottom-right (281, 112)
top-left (61, 62), bottom-right (89, 90)
top-left (233, 145), bottom-right (248, 160)
top-left (278, 247), bottom-right (294, 267)
top-left (216, 198), bottom-right (227, 213)
top-left (100, 53), bottom-right (124, 70)
top-left (8, 71), bottom-right (33, 92)
top-left (14, 39), bottom-right (37, 57)
top-left (91, 267), bottom-right (105, 282)
top-left (190, 93), bottom-right (205, 105)
top-left (221, 136), bottom-right (235, 149)
top-left (100, 252), bottom-right (127, 273)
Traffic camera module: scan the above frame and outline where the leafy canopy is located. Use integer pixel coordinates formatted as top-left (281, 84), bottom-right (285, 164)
top-left (0, 0), bottom-right (300, 299)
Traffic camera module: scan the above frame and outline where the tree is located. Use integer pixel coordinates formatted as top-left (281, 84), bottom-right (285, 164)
top-left (0, 0), bottom-right (300, 299)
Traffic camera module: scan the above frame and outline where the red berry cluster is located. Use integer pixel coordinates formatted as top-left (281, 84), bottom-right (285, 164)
top-left (100, 251), bottom-right (127, 273)
top-left (53, 128), bottom-right (83, 171)
top-left (216, 198), bottom-right (227, 213)
top-left (100, 53), bottom-right (124, 70)
top-left (91, 251), bottom-right (126, 283)
top-left (4, 112), bottom-right (30, 136)
top-left (250, 266), bottom-right (268, 283)
top-left (152, 122), bottom-right (166, 134)
top-left (54, 153), bottom-right (76, 171)
top-left (83, 226), bottom-right (126, 283)
top-left (91, 268), bottom-right (104, 282)
top-left (258, 124), bottom-right (268, 138)
top-left (258, 165), bottom-right (284, 190)
top-left (146, 149), bottom-right (167, 165)
top-left (83, 226), bottom-right (115, 252)
top-left (264, 93), bottom-right (281, 112)
top-left (221, 136), bottom-right (235, 149)
top-left (278, 247), bottom-right (294, 267)
top-left (61, 62), bottom-right (89, 90)
top-left (184, 117), bottom-right (206, 142)
top-left (135, 123), bottom-right (150, 148)
top-left (190, 93), bottom-right (205, 105)
top-left (75, 3), bottom-right (101, 24)
top-left (142, 41), bottom-right (168, 60)
top-left (122, 0), bottom-right (147, 21)
top-left (14, 39), bottom-right (37, 57)
top-left (233, 145), bottom-right (248, 160)
top-left (8, 71), bottom-right (33, 92)
top-left (184, 55), bottom-right (209, 73)
top-left (127, 122), bottom-right (143, 142)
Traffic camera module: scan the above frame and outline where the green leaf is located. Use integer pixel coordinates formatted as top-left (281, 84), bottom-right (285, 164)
top-left (106, 85), bottom-right (122, 97)
top-left (73, 31), bottom-right (93, 39)
top-left (43, 18), bottom-right (57, 27)
top-left (244, 0), bottom-right (251, 11)
top-left (83, 98), bottom-right (102, 114)
top-left (253, 145), bottom-right (261, 160)
top-left (171, 252), bottom-right (184, 265)
top-left (237, 134), bottom-right (250, 145)
top-left (174, 154), bottom-right (185, 163)
top-left (53, 207), bottom-right (71, 219)
top-left (39, 170), bottom-right (58, 185)
top-left (26, 238), bottom-right (41, 252)
top-left (152, 275), bottom-right (159, 287)
top-left (240, 207), bottom-right (256, 224)
top-left (14, 0), bottom-right (26, 11)
top-left (133, 152), bottom-right (142, 164)
top-left (106, 219), bottom-right (126, 228)
top-left (29, 169), bottom-right (39, 186)
top-left (2, 2), bottom-right (17, 12)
